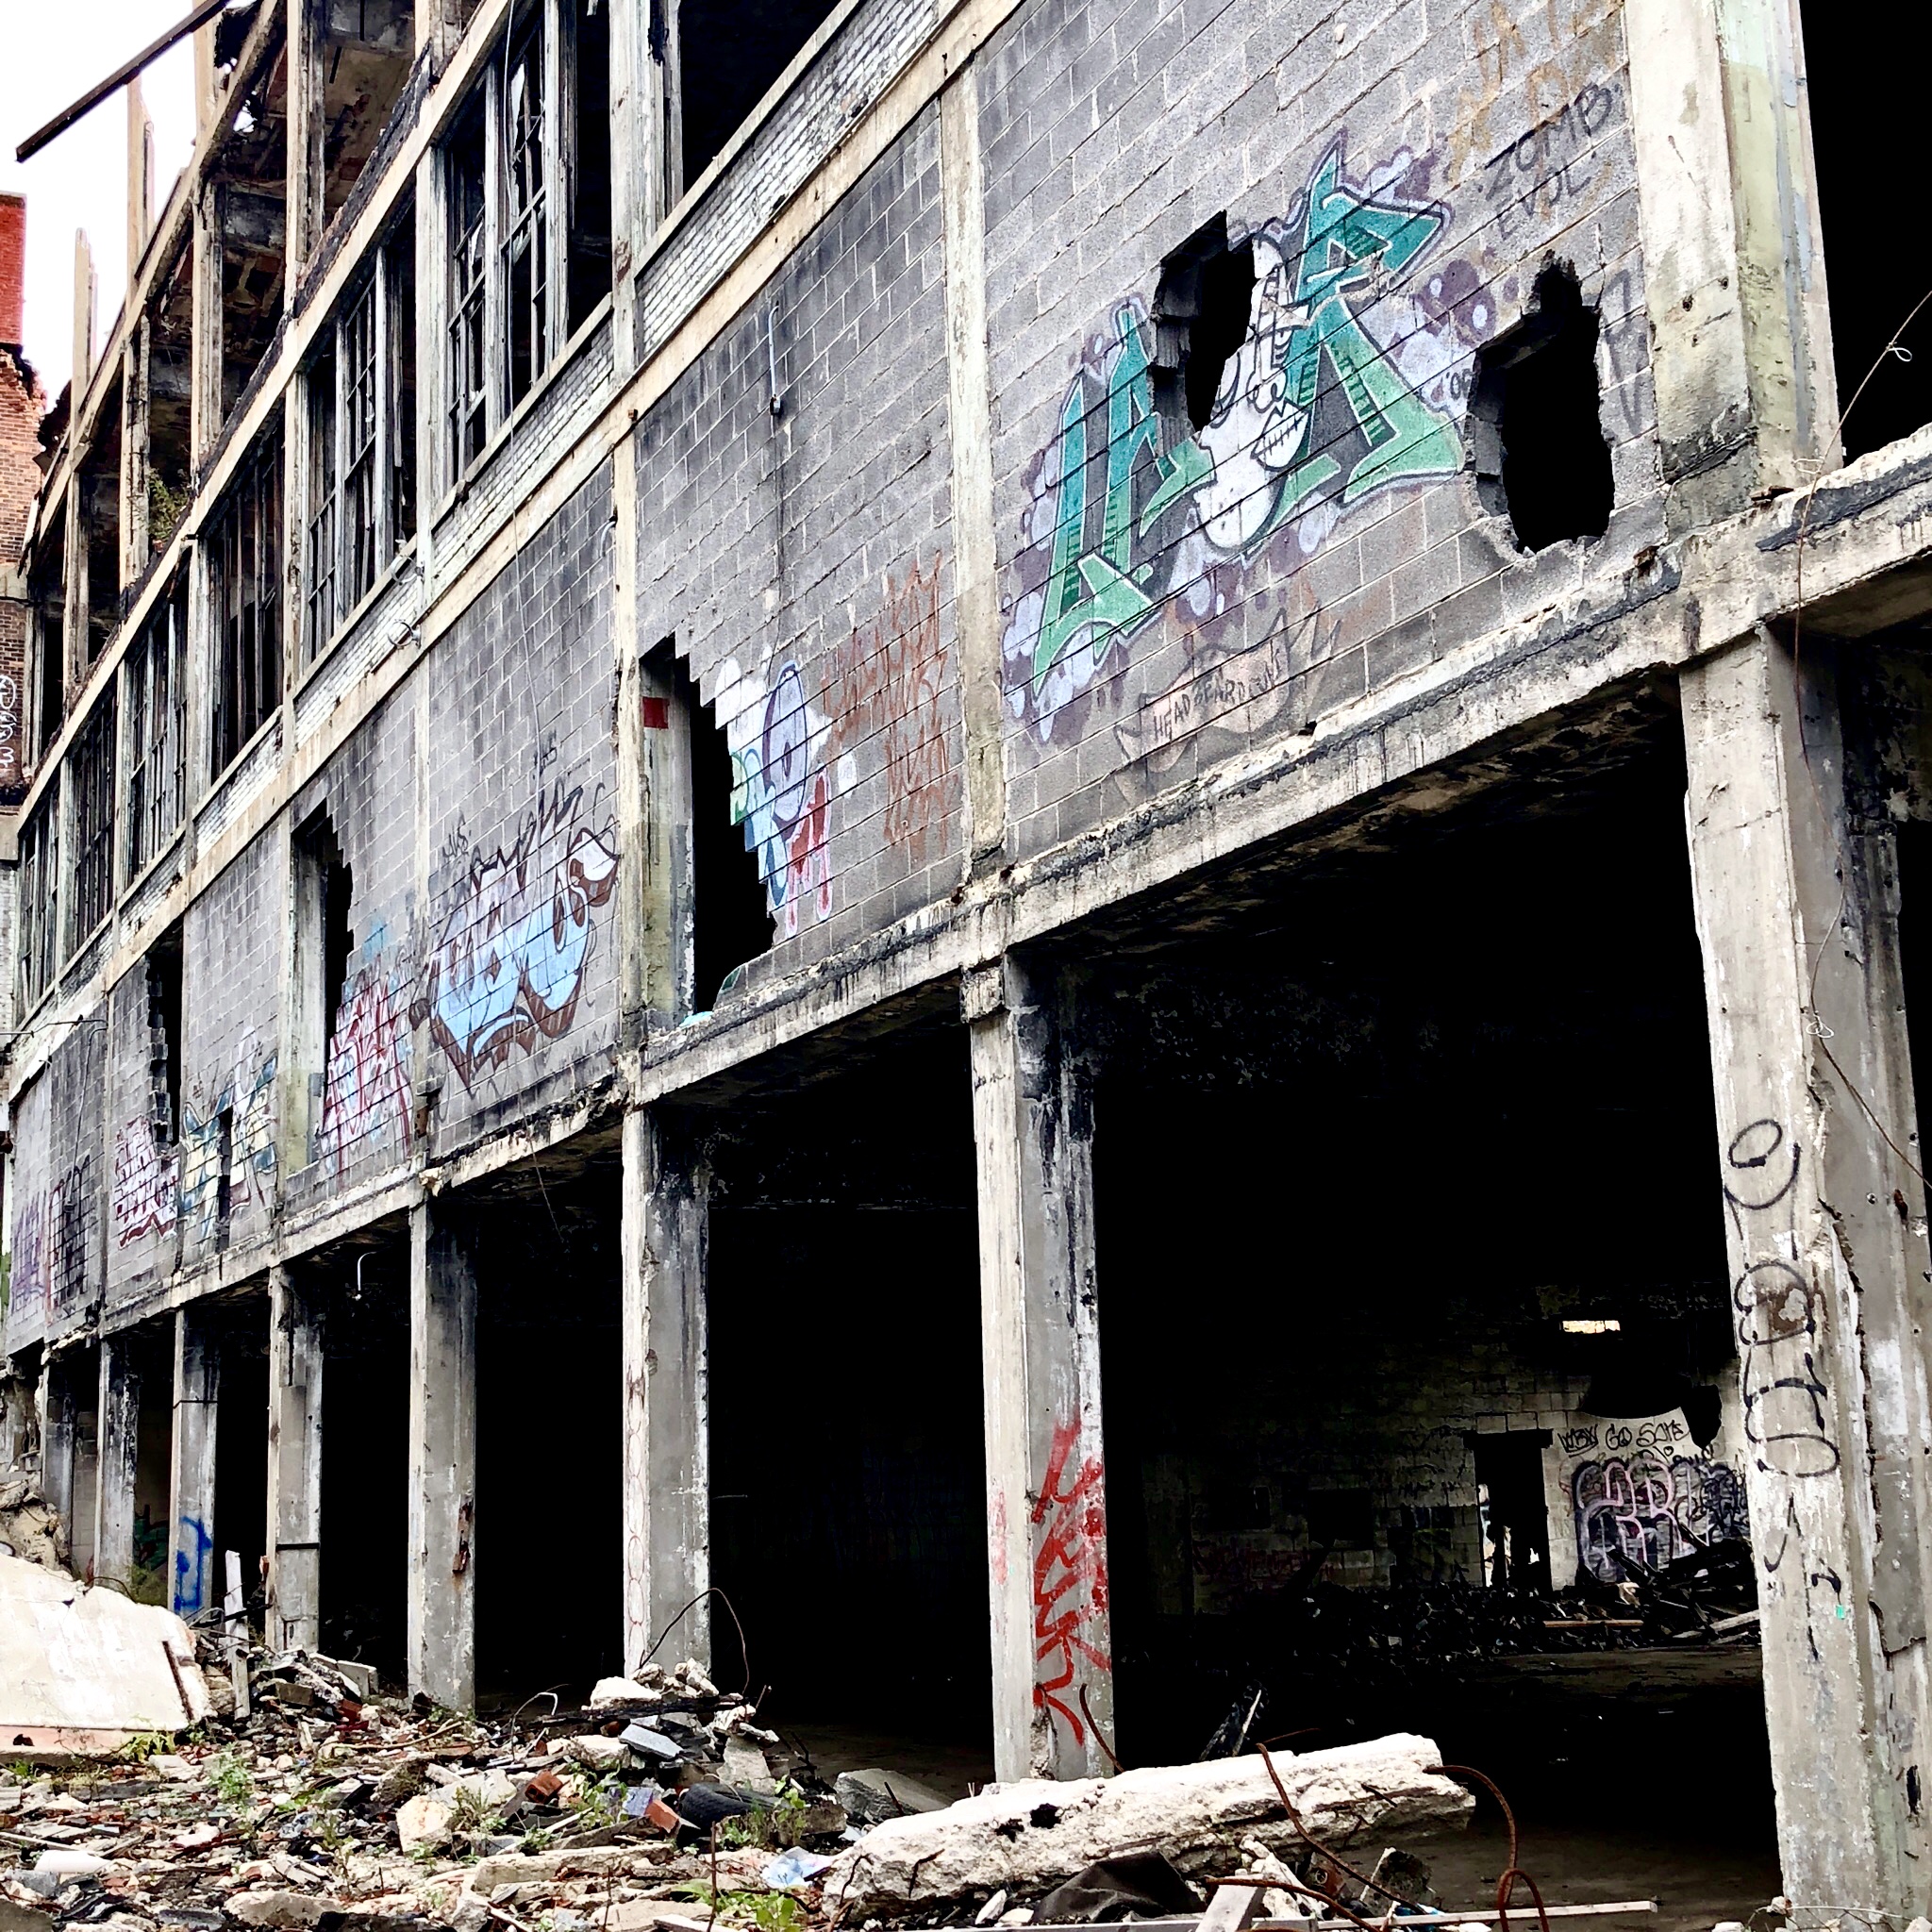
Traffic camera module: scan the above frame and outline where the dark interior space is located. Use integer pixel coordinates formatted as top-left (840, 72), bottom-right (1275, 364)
top-left (568, 0), bottom-right (613, 334)
top-left (80, 375), bottom-right (124, 661)
top-left (471, 1147), bottom-right (625, 1704)
top-left (312, 1236), bottom-right (409, 1682)
top-left (210, 1295), bottom-right (270, 1631)
top-left (677, 0), bottom-right (841, 188)
top-left (127, 1322), bottom-right (177, 1605)
top-left (1153, 213), bottom-right (1256, 439)
top-left (1801, 3), bottom-right (1929, 461)
top-left (1088, 717), bottom-right (1772, 1845)
top-left (29, 515), bottom-right (64, 759)
top-left (705, 1022), bottom-right (991, 1746)
top-left (216, 40), bottom-right (291, 419)
top-left (1470, 263), bottom-right (1612, 551)
top-left (682, 652), bottom-right (774, 1008)
top-left (321, 0), bottom-right (417, 225)
top-left (148, 245), bottom-right (194, 554)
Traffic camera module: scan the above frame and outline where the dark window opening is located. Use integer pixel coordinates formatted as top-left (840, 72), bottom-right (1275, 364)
top-left (17, 794), bottom-right (58, 1012)
top-left (1471, 1431), bottom-right (1552, 1591)
top-left (567, 0), bottom-right (612, 335)
top-left (657, 644), bottom-right (772, 1009)
top-left (126, 575), bottom-right (188, 880)
top-left (445, 97), bottom-right (489, 481)
top-left (305, 337), bottom-right (340, 654)
top-left (324, 856), bottom-right (355, 1049)
top-left (1468, 262), bottom-right (1613, 552)
top-left (146, 925), bottom-right (185, 1146)
top-left (29, 516), bottom-right (65, 758)
top-left (79, 373), bottom-right (125, 663)
top-left (677, 0), bottom-right (839, 188)
top-left (1152, 213), bottom-right (1256, 441)
top-left (210, 418), bottom-right (285, 777)
top-left (1800, 1), bottom-right (1928, 460)
top-left (502, 11), bottom-right (550, 409)
top-left (215, 1107), bottom-right (235, 1244)
top-left (387, 216), bottom-right (417, 548)
top-left (147, 246), bottom-right (194, 554)
top-left (67, 692), bottom-right (117, 948)
top-left (295, 810), bottom-right (355, 1165)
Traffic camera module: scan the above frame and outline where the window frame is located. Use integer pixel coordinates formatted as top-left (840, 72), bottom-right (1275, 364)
top-left (16, 789), bottom-right (58, 1013)
top-left (123, 575), bottom-right (188, 888)
top-left (209, 416), bottom-right (286, 782)
top-left (66, 691), bottom-right (117, 953)
top-left (302, 208), bottom-right (418, 666)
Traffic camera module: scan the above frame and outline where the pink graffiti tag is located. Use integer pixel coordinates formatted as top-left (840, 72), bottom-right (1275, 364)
top-left (1031, 1419), bottom-right (1110, 1745)
top-left (317, 961), bottom-right (413, 1171)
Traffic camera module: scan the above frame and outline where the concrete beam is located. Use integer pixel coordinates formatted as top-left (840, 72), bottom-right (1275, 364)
top-left (93, 1336), bottom-right (141, 1592)
top-left (621, 1107), bottom-right (709, 1675)
top-left (267, 1267), bottom-right (324, 1650)
top-left (408, 1199), bottom-right (477, 1708)
top-left (170, 1307), bottom-right (220, 1621)
top-left (1682, 631), bottom-right (1932, 1915)
top-left (967, 956), bottom-right (1112, 1782)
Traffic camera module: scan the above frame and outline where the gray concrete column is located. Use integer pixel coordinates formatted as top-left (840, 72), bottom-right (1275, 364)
top-left (966, 955), bottom-right (1112, 1783)
top-left (39, 1357), bottom-right (76, 1566)
top-left (170, 1308), bottom-right (220, 1621)
top-left (267, 1268), bottom-right (324, 1650)
top-left (93, 1336), bottom-right (141, 1591)
top-left (1683, 631), bottom-right (1932, 1916)
top-left (409, 1199), bottom-right (477, 1708)
top-left (621, 1107), bottom-right (709, 1677)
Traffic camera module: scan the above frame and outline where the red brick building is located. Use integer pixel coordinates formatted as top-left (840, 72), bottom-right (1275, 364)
top-left (1, 192), bottom-right (44, 804)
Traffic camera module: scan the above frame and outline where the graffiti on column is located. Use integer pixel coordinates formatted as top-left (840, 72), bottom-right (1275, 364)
top-left (7, 1195), bottom-right (46, 1338)
top-left (826, 558), bottom-right (953, 864)
top-left (415, 781), bottom-right (618, 1089)
top-left (111, 1116), bottom-right (179, 1245)
top-left (175, 1513), bottom-right (214, 1618)
top-left (318, 936), bottom-right (413, 1169)
top-left (1005, 134), bottom-right (1490, 741)
top-left (1032, 1417), bottom-right (1110, 1749)
top-left (179, 1044), bottom-right (278, 1241)
top-left (729, 660), bottom-right (832, 938)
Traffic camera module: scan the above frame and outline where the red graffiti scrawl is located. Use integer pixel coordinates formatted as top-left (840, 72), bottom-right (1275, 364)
top-left (1032, 1418), bottom-right (1110, 1744)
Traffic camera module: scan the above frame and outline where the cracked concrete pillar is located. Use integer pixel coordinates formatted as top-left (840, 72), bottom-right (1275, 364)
top-left (93, 1335), bottom-right (141, 1592)
top-left (171, 1307), bottom-right (220, 1621)
top-left (967, 955), bottom-right (1113, 1783)
top-left (1683, 630), bottom-right (1932, 1916)
top-left (268, 1268), bottom-right (324, 1650)
top-left (409, 1199), bottom-right (477, 1709)
top-left (622, 1107), bottom-right (709, 1676)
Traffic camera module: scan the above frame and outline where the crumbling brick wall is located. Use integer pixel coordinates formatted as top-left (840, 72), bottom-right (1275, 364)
top-left (635, 113), bottom-right (963, 981)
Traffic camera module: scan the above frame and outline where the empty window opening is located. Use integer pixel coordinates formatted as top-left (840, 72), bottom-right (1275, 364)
top-left (321, 0), bottom-right (418, 227)
top-left (210, 417), bottom-right (286, 777)
top-left (1471, 1431), bottom-right (1552, 1591)
top-left (214, 38), bottom-right (291, 423)
top-left (125, 575), bottom-right (188, 880)
top-left (1468, 262), bottom-right (1612, 552)
top-left (215, 1107), bottom-right (235, 1243)
top-left (445, 96), bottom-right (489, 481)
top-left (387, 217), bottom-right (417, 548)
top-left (147, 246), bottom-right (194, 554)
top-left (68, 691), bottom-right (117, 949)
top-left (78, 373), bottom-right (125, 662)
top-left (146, 925), bottom-right (185, 1147)
top-left (567, 0), bottom-right (612, 335)
top-left (29, 511), bottom-right (65, 758)
top-left (1800, 1), bottom-right (1927, 460)
top-left (676, 0), bottom-right (840, 189)
top-left (502, 10), bottom-right (550, 408)
top-left (1152, 214), bottom-right (1256, 440)
top-left (17, 793), bottom-right (58, 1011)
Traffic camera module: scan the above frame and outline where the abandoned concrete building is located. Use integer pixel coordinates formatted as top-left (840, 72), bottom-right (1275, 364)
top-left (7, 0), bottom-right (1932, 1910)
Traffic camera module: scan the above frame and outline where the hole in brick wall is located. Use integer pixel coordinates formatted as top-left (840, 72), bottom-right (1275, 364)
top-left (294, 809), bottom-right (355, 1161)
top-left (1468, 262), bottom-right (1613, 551)
top-left (677, 651), bottom-right (774, 1010)
top-left (1153, 213), bottom-right (1256, 441)
top-left (145, 924), bottom-right (183, 1145)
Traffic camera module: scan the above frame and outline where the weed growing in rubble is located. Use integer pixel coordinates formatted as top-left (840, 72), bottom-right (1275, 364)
top-left (520, 1825), bottom-right (557, 1855)
top-left (718, 1786), bottom-right (810, 1851)
top-left (120, 1732), bottom-right (172, 1763)
top-left (723, 1890), bottom-right (807, 1932)
top-left (208, 1751), bottom-right (255, 1808)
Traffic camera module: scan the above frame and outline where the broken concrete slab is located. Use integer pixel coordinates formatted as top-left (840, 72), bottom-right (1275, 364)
top-left (225, 1893), bottom-right (334, 1929)
top-left (819, 1735), bottom-right (1472, 1918)
top-left (0, 1553), bottom-right (209, 1754)
top-left (836, 1766), bottom-right (951, 1823)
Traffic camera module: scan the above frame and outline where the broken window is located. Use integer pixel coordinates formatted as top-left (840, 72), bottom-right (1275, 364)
top-left (146, 246), bottom-right (194, 555)
top-left (78, 372), bottom-right (125, 663)
top-left (292, 810), bottom-right (355, 1165)
top-left (683, 651), bottom-right (774, 1009)
top-left (17, 790), bottom-right (58, 1010)
top-left (67, 691), bottom-right (116, 948)
top-left (28, 509), bottom-right (65, 759)
top-left (146, 925), bottom-right (184, 1149)
top-left (441, 1), bottom-right (608, 484)
top-left (676, 0), bottom-right (839, 189)
top-left (124, 575), bottom-right (187, 881)
top-left (1152, 214), bottom-right (1256, 441)
top-left (210, 418), bottom-right (285, 778)
top-left (1468, 263), bottom-right (1613, 552)
top-left (304, 211), bottom-right (415, 658)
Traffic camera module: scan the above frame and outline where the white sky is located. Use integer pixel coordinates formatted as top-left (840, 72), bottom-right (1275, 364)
top-left (0, 4), bottom-right (197, 403)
